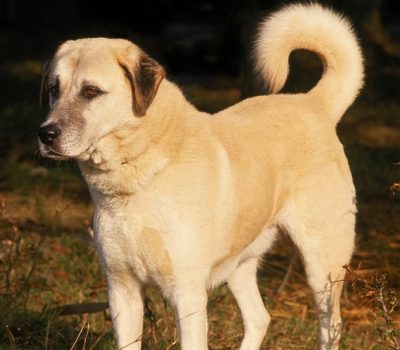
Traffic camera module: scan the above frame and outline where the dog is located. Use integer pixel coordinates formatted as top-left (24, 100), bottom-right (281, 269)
top-left (38, 3), bottom-right (363, 349)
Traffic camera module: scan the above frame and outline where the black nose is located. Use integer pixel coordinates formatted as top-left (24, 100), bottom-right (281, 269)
top-left (38, 123), bottom-right (61, 145)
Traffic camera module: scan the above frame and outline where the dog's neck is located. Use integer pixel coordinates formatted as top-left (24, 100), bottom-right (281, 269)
top-left (78, 80), bottom-right (197, 197)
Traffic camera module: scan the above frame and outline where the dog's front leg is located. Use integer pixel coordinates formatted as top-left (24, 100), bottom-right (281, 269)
top-left (107, 276), bottom-right (144, 350)
top-left (173, 285), bottom-right (208, 350)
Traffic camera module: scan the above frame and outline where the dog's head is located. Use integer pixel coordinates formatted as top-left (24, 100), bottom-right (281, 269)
top-left (38, 38), bottom-right (165, 160)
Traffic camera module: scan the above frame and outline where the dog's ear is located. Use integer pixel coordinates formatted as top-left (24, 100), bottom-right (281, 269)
top-left (40, 59), bottom-right (52, 107)
top-left (119, 53), bottom-right (165, 117)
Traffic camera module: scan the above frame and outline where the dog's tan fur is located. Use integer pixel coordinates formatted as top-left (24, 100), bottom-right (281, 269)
top-left (39, 4), bottom-right (363, 350)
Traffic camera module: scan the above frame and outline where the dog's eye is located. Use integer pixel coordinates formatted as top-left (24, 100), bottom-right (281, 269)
top-left (48, 83), bottom-right (59, 99)
top-left (81, 85), bottom-right (104, 100)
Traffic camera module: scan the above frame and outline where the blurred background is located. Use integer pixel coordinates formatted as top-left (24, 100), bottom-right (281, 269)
top-left (0, 0), bottom-right (399, 349)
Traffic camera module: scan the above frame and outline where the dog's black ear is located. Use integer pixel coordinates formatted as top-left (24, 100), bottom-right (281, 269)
top-left (40, 60), bottom-right (52, 107)
top-left (119, 53), bottom-right (165, 117)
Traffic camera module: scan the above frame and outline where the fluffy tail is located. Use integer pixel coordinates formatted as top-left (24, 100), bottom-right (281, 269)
top-left (254, 3), bottom-right (364, 123)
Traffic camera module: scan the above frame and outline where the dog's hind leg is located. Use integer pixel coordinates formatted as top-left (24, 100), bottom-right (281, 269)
top-left (281, 173), bottom-right (356, 349)
top-left (228, 257), bottom-right (270, 350)
top-left (297, 241), bottom-right (349, 350)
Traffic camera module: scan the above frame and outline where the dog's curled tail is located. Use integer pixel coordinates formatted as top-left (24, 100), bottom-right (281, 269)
top-left (254, 3), bottom-right (364, 123)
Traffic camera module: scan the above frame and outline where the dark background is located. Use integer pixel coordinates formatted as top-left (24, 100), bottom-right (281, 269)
top-left (1, 0), bottom-right (399, 87)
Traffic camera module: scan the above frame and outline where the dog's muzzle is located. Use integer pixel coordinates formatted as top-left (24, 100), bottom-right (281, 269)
top-left (38, 123), bottom-right (61, 145)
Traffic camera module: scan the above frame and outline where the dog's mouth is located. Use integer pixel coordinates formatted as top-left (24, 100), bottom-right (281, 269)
top-left (40, 145), bottom-right (70, 160)
top-left (40, 141), bottom-right (95, 162)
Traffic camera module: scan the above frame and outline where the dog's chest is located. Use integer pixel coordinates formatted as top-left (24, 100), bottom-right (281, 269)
top-left (92, 202), bottom-right (172, 285)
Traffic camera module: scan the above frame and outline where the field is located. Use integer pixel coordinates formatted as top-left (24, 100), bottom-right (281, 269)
top-left (1, 27), bottom-right (400, 350)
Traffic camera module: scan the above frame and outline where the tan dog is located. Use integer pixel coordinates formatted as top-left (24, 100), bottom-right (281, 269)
top-left (38, 3), bottom-right (363, 350)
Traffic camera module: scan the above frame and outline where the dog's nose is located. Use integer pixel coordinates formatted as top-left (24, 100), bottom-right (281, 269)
top-left (38, 123), bottom-right (61, 145)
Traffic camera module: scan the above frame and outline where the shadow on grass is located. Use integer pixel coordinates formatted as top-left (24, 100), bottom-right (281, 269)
top-left (0, 308), bottom-right (114, 350)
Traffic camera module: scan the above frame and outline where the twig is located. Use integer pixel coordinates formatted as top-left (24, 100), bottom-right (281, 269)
top-left (162, 295), bottom-right (178, 347)
top-left (82, 322), bottom-right (90, 350)
top-left (5, 325), bottom-right (16, 349)
top-left (51, 302), bottom-right (109, 316)
top-left (344, 265), bottom-right (400, 349)
top-left (162, 295), bottom-right (173, 341)
top-left (165, 338), bottom-right (178, 350)
top-left (274, 252), bottom-right (297, 297)
top-left (144, 296), bottom-right (158, 344)
top-left (44, 318), bottom-right (51, 350)
top-left (70, 321), bottom-right (87, 350)
top-left (376, 286), bottom-right (400, 350)
top-left (119, 335), bottom-right (143, 350)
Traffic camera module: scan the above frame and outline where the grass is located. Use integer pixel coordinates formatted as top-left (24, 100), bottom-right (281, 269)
top-left (0, 25), bottom-right (399, 350)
